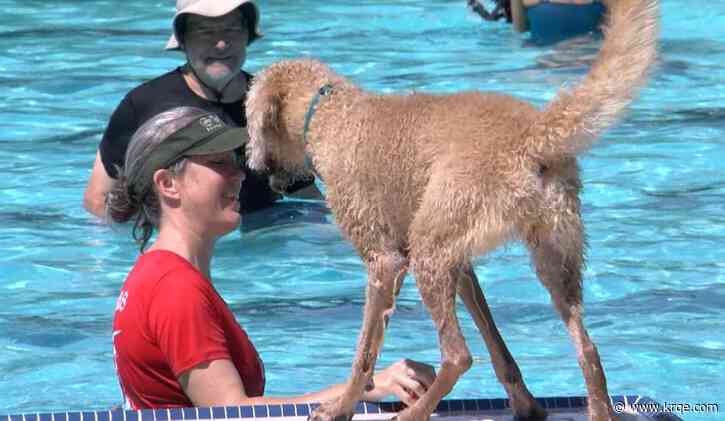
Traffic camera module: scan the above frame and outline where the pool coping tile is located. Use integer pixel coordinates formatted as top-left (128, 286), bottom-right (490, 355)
top-left (3, 395), bottom-right (685, 421)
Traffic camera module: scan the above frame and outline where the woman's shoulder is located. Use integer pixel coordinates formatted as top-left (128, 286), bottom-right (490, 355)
top-left (133, 250), bottom-right (207, 287)
top-left (127, 251), bottom-right (222, 312)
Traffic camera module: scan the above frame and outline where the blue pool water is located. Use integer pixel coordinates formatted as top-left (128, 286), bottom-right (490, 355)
top-left (1, 0), bottom-right (723, 419)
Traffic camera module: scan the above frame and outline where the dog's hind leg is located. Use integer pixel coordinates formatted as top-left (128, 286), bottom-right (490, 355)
top-left (391, 255), bottom-right (473, 421)
top-left (457, 263), bottom-right (547, 420)
top-left (526, 217), bottom-right (617, 421)
top-left (309, 251), bottom-right (408, 421)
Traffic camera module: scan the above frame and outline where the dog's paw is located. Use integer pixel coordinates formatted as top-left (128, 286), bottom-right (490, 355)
top-left (510, 399), bottom-right (547, 420)
top-left (588, 411), bottom-right (620, 421)
top-left (390, 408), bottom-right (431, 421)
top-left (307, 402), bottom-right (353, 421)
top-left (306, 414), bottom-right (351, 421)
top-left (390, 410), bottom-right (430, 421)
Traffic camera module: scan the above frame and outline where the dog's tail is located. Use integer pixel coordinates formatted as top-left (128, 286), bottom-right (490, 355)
top-left (525, 0), bottom-right (658, 163)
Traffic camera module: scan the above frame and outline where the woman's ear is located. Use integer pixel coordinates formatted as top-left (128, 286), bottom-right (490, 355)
top-left (153, 168), bottom-right (180, 201)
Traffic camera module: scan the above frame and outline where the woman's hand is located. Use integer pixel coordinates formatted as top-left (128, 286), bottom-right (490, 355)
top-left (362, 359), bottom-right (436, 406)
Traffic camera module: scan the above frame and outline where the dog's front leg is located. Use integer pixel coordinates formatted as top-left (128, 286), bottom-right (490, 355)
top-left (309, 252), bottom-right (407, 421)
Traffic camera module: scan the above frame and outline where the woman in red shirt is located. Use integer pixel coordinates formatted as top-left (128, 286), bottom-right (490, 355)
top-left (106, 106), bottom-right (435, 409)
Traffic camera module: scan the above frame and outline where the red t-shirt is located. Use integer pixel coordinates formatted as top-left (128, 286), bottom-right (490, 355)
top-left (112, 250), bottom-right (265, 409)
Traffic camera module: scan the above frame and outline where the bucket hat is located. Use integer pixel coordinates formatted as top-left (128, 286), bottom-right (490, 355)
top-left (128, 113), bottom-right (248, 200)
top-left (165, 0), bottom-right (262, 50)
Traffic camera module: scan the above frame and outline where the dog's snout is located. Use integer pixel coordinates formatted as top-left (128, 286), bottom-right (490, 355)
top-left (265, 158), bottom-right (279, 172)
top-left (269, 172), bottom-right (292, 194)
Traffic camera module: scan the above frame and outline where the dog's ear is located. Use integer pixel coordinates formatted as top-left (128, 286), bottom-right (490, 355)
top-left (246, 79), bottom-right (283, 172)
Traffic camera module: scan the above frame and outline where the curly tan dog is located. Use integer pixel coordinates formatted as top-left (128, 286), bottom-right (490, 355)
top-left (245, 1), bottom-right (658, 420)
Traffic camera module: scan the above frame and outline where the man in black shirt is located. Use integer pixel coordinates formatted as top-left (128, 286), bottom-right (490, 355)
top-left (83, 0), bottom-right (320, 218)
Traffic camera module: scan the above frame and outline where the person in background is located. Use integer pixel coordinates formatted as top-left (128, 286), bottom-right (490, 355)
top-left (108, 106), bottom-right (436, 410)
top-left (84, 0), bottom-right (321, 219)
top-left (468, 0), bottom-right (608, 45)
top-left (467, 0), bottom-right (511, 21)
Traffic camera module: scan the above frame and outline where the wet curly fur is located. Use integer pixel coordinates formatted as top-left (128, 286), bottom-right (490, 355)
top-left (246, 1), bottom-right (658, 420)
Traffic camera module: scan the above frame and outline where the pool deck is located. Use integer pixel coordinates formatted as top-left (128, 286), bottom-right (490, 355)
top-left (1, 396), bottom-right (683, 421)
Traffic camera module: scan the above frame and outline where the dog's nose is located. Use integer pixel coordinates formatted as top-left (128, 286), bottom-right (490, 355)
top-left (265, 159), bottom-right (277, 172)
top-left (269, 173), bottom-right (290, 194)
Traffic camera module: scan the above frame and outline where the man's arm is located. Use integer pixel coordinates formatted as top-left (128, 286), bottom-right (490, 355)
top-left (84, 91), bottom-right (138, 218)
top-left (83, 150), bottom-right (116, 218)
top-left (511, 0), bottom-right (530, 33)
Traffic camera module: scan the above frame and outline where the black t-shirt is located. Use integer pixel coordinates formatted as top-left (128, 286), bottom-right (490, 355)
top-left (99, 67), bottom-right (280, 213)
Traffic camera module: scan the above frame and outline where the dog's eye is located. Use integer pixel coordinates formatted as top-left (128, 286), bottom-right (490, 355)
top-left (538, 164), bottom-right (548, 176)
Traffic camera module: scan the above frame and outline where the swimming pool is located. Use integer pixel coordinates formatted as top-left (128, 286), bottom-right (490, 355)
top-left (0, 0), bottom-right (723, 419)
